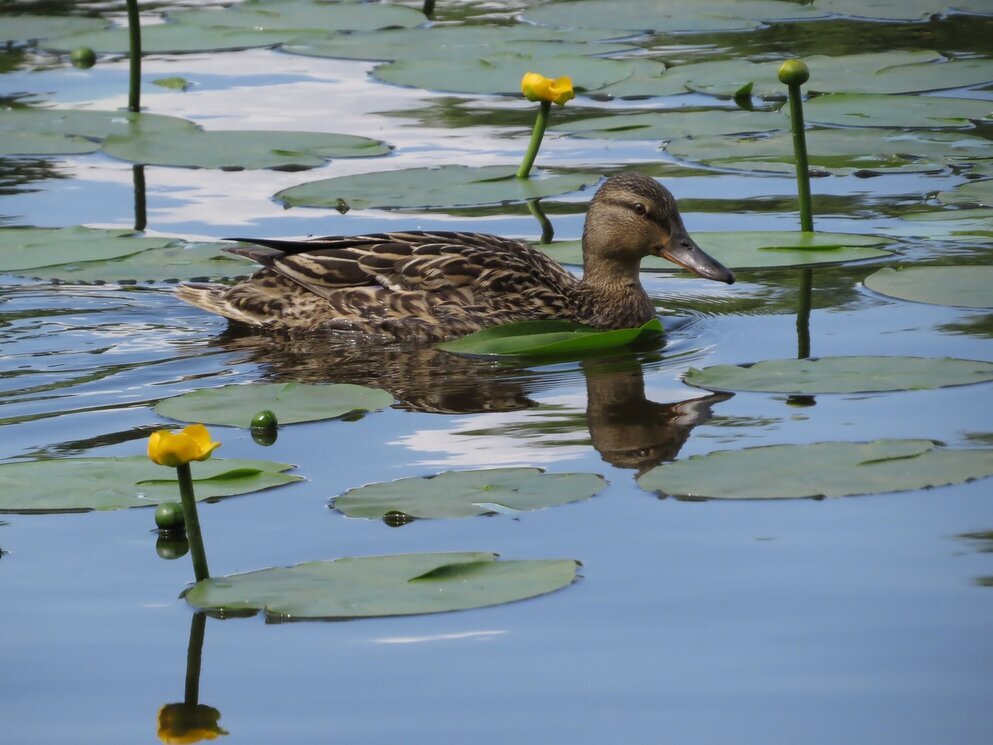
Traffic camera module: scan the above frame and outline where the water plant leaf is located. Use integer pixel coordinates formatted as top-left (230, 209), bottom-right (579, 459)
top-left (554, 109), bottom-right (785, 140)
top-left (0, 226), bottom-right (176, 273)
top-left (637, 439), bottom-right (993, 500)
top-left (813, 0), bottom-right (993, 21)
top-left (437, 319), bottom-right (663, 358)
top-left (155, 383), bottom-right (394, 427)
top-left (153, 77), bottom-right (191, 91)
top-left (864, 266), bottom-right (993, 309)
top-left (0, 108), bottom-right (198, 141)
top-left (797, 94), bottom-right (993, 129)
top-left (41, 24), bottom-right (315, 55)
top-left (684, 355), bottom-right (993, 393)
top-left (889, 208), bottom-right (993, 242)
top-left (167, 0), bottom-right (424, 32)
top-left (937, 179), bottom-right (993, 207)
top-left (1, 15), bottom-right (109, 43)
top-left (184, 552), bottom-right (580, 619)
top-left (103, 129), bottom-right (389, 170)
top-left (332, 467), bottom-right (607, 520)
top-left (0, 456), bottom-right (301, 513)
top-left (276, 165), bottom-right (599, 210)
top-left (0, 130), bottom-right (100, 156)
top-left (538, 231), bottom-right (892, 270)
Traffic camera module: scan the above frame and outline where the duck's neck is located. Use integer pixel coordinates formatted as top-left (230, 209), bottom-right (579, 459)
top-left (576, 258), bottom-right (655, 329)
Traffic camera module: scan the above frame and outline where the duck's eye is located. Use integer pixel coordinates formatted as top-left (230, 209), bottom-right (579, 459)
top-left (632, 202), bottom-right (647, 216)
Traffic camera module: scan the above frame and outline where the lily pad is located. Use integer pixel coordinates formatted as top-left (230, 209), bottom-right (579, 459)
top-left (538, 231), bottom-right (892, 270)
top-left (638, 439), bottom-right (993, 499)
top-left (814, 0), bottom-right (993, 21)
top-left (937, 179), bottom-right (993, 207)
top-left (1, 15), bottom-right (109, 43)
top-left (0, 108), bottom-right (198, 141)
top-left (864, 266), bottom-right (993, 308)
top-left (891, 208), bottom-right (993, 242)
top-left (0, 130), bottom-right (99, 156)
top-left (102, 128), bottom-right (389, 170)
top-left (41, 24), bottom-right (316, 55)
top-left (276, 165), bottom-right (600, 210)
top-left (0, 226), bottom-right (176, 273)
top-left (333, 467), bottom-right (607, 520)
top-left (438, 319), bottom-right (663, 358)
top-left (185, 552), bottom-right (580, 619)
top-left (554, 109), bottom-right (785, 141)
top-left (167, 0), bottom-right (425, 32)
top-left (684, 355), bottom-right (993, 394)
top-left (0, 456), bottom-right (301, 513)
top-left (797, 94), bottom-right (993, 129)
top-left (154, 383), bottom-right (394, 427)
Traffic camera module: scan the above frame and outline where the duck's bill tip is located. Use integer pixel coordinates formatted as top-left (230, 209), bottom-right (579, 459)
top-left (659, 242), bottom-right (735, 285)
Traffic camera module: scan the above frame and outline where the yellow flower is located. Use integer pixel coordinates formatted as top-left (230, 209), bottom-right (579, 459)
top-left (148, 424), bottom-right (221, 467)
top-left (521, 72), bottom-right (575, 106)
top-left (157, 703), bottom-right (228, 744)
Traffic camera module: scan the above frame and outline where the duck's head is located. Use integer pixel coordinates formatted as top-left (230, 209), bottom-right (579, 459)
top-left (582, 173), bottom-right (735, 284)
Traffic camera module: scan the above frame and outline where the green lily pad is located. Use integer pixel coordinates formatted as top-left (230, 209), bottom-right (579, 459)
top-left (0, 108), bottom-right (198, 141)
top-left (153, 77), bottom-right (191, 91)
top-left (0, 226), bottom-right (176, 273)
top-left (937, 179), bottom-right (993, 207)
top-left (41, 24), bottom-right (316, 55)
top-left (333, 467), bottom-right (607, 520)
top-left (667, 128), bottom-right (993, 175)
top-left (1, 15), bottom-right (109, 43)
top-left (637, 439), bottom-right (993, 500)
top-left (167, 0), bottom-right (425, 32)
top-left (797, 94), bottom-right (993, 129)
top-left (276, 165), bottom-right (600, 210)
top-left (438, 319), bottom-right (663, 358)
top-left (184, 552), bottom-right (580, 619)
top-left (538, 231), bottom-right (892, 270)
top-left (0, 130), bottom-right (99, 156)
top-left (0, 456), bottom-right (301, 513)
top-left (864, 266), bottom-right (993, 308)
top-left (554, 109), bottom-right (785, 141)
top-left (525, 0), bottom-right (827, 32)
top-left (21, 242), bottom-right (256, 284)
top-left (814, 0), bottom-right (993, 21)
top-left (102, 128), bottom-right (389, 170)
top-left (155, 383), bottom-right (394, 427)
top-left (890, 208), bottom-right (993, 242)
top-left (684, 355), bottom-right (993, 394)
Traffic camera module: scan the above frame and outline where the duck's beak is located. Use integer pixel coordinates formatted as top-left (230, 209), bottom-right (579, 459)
top-left (657, 226), bottom-right (735, 284)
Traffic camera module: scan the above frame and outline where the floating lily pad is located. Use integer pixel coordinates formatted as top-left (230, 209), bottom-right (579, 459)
top-left (814, 0), bottom-right (993, 21)
top-left (155, 383), bottom-right (394, 427)
top-left (41, 24), bottom-right (318, 55)
top-left (184, 552), bottom-right (580, 619)
top-left (0, 226), bottom-right (176, 273)
top-left (153, 77), bottom-right (191, 91)
top-left (1, 15), bottom-right (109, 43)
top-left (937, 179), bottom-right (993, 207)
top-left (438, 319), bottom-right (663, 358)
top-left (538, 231), bottom-right (892, 270)
top-left (797, 94), bottom-right (993, 129)
top-left (555, 109), bottom-right (785, 140)
top-left (637, 439), bottom-right (993, 500)
top-left (667, 128), bottom-right (993, 175)
top-left (684, 355), bottom-right (993, 394)
top-left (864, 266), bottom-right (993, 308)
top-left (0, 130), bottom-right (99, 156)
top-left (0, 108), bottom-right (198, 141)
top-left (333, 467), bottom-right (607, 520)
top-left (276, 165), bottom-right (600, 210)
top-left (102, 128), bottom-right (389, 170)
top-left (0, 456), bottom-right (301, 513)
top-left (891, 208), bottom-right (993, 242)
top-left (167, 0), bottom-right (425, 32)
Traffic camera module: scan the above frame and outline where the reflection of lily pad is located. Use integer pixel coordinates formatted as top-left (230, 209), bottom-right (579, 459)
top-left (539, 231), bottom-right (892, 270)
top-left (2, 15), bottom-right (109, 43)
top-left (797, 94), bottom-right (993, 129)
top-left (103, 129), bottom-right (389, 170)
top-left (276, 165), bottom-right (600, 210)
top-left (0, 226), bottom-right (176, 273)
top-left (864, 266), bottom-right (993, 308)
top-left (637, 439), bottom-right (993, 500)
top-left (438, 319), bottom-right (663, 358)
top-left (937, 179), bottom-right (993, 207)
top-left (554, 109), bottom-right (784, 140)
top-left (333, 467), bottom-right (607, 519)
top-left (684, 355), bottom-right (993, 393)
top-left (185, 552), bottom-right (580, 619)
top-left (168, 0), bottom-right (424, 32)
top-left (155, 383), bottom-right (394, 427)
top-left (0, 456), bottom-right (301, 513)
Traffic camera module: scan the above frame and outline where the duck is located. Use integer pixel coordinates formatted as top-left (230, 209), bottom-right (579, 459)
top-left (177, 172), bottom-right (734, 342)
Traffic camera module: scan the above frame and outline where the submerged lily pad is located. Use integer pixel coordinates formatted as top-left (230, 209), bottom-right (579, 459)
top-left (438, 319), bottom-right (663, 358)
top-left (167, 0), bottom-right (424, 32)
top-left (0, 226), bottom-right (176, 273)
top-left (797, 94), bottom-right (993, 129)
top-left (333, 467), bottom-right (607, 520)
top-left (937, 179), bottom-right (993, 207)
top-left (155, 383), bottom-right (394, 427)
top-left (184, 552), bottom-right (580, 620)
top-left (103, 128), bottom-right (389, 170)
top-left (864, 266), bottom-right (993, 308)
top-left (0, 456), bottom-right (301, 513)
top-left (637, 439), bottom-right (993, 500)
top-left (276, 165), bottom-right (599, 210)
top-left (539, 231), bottom-right (892, 270)
top-left (684, 355), bottom-right (993, 394)
top-left (554, 109), bottom-right (785, 141)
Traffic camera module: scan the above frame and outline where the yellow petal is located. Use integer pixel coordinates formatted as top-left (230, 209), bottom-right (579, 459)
top-left (520, 71), bottom-right (574, 106)
top-left (182, 424), bottom-right (221, 461)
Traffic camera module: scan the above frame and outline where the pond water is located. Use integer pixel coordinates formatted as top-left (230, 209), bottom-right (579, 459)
top-left (2, 2), bottom-right (993, 743)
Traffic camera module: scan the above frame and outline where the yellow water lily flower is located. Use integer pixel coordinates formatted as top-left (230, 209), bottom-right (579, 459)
top-left (148, 424), bottom-right (221, 467)
top-left (521, 72), bottom-right (575, 106)
top-left (157, 703), bottom-right (228, 744)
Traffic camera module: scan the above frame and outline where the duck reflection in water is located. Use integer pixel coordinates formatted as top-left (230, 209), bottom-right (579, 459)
top-left (209, 328), bottom-right (731, 473)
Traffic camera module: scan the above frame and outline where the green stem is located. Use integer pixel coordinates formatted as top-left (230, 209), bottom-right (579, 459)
top-left (126, 0), bottom-right (141, 112)
top-left (176, 463), bottom-right (210, 582)
top-left (527, 198), bottom-right (554, 244)
top-left (184, 613), bottom-right (206, 706)
top-left (786, 82), bottom-right (812, 232)
top-left (796, 267), bottom-right (812, 359)
top-left (517, 100), bottom-right (551, 180)
top-left (422, 0), bottom-right (436, 17)
top-left (133, 164), bottom-right (146, 232)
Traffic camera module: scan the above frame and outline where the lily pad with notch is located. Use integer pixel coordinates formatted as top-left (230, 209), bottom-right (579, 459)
top-left (438, 319), bottom-right (664, 358)
top-left (332, 467), bottom-right (607, 520)
top-left (184, 552), bottom-right (580, 620)
top-left (637, 439), bottom-right (993, 500)
top-left (864, 266), bottom-right (993, 309)
top-left (155, 383), bottom-right (394, 428)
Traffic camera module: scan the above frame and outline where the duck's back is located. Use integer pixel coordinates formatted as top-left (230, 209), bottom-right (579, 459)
top-left (177, 231), bottom-right (581, 341)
